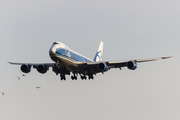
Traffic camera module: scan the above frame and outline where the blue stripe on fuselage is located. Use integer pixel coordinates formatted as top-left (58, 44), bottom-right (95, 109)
top-left (55, 48), bottom-right (92, 62)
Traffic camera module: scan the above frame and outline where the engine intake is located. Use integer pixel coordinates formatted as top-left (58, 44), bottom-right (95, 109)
top-left (127, 61), bottom-right (137, 70)
top-left (21, 64), bottom-right (31, 73)
top-left (98, 62), bottom-right (109, 72)
top-left (37, 64), bottom-right (48, 74)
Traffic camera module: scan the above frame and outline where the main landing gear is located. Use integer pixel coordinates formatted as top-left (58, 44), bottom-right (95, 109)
top-left (81, 74), bottom-right (94, 80)
top-left (81, 75), bottom-right (87, 80)
top-left (71, 73), bottom-right (77, 80)
top-left (60, 73), bottom-right (94, 80)
top-left (71, 76), bottom-right (77, 80)
top-left (88, 75), bottom-right (94, 80)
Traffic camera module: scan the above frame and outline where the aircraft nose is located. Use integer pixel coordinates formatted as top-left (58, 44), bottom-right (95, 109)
top-left (49, 46), bottom-right (56, 57)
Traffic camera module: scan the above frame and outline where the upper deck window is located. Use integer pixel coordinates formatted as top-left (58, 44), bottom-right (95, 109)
top-left (53, 42), bottom-right (59, 45)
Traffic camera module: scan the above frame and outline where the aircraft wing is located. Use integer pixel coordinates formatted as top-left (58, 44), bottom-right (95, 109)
top-left (8, 62), bottom-right (71, 75)
top-left (77, 56), bottom-right (172, 69)
top-left (8, 56), bottom-right (172, 75)
top-left (8, 62), bottom-right (55, 67)
top-left (107, 56), bottom-right (173, 68)
top-left (134, 56), bottom-right (173, 63)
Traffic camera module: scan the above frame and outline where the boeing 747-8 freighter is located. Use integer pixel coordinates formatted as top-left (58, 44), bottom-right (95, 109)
top-left (9, 41), bottom-right (172, 80)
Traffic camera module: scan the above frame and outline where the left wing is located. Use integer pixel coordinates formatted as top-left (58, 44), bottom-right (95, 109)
top-left (77, 56), bottom-right (173, 72)
top-left (107, 56), bottom-right (173, 69)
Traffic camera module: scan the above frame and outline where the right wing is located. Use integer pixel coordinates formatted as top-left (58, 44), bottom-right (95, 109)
top-left (8, 62), bottom-right (55, 67)
top-left (8, 62), bottom-right (55, 74)
top-left (8, 62), bottom-right (71, 75)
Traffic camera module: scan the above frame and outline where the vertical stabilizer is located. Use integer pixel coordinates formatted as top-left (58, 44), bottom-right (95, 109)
top-left (94, 41), bottom-right (103, 62)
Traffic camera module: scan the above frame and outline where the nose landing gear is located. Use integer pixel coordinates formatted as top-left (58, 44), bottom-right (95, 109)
top-left (60, 74), bottom-right (66, 80)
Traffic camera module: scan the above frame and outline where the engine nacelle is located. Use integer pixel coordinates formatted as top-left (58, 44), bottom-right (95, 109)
top-left (127, 61), bottom-right (137, 70)
top-left (97, 62), bottom-right (109, 72)
top-left (37, 64), bottom-right (48, 74)
top-left (21, 64), bottom-right (31, 73)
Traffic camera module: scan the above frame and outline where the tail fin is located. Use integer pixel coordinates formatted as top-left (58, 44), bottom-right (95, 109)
top-left (93, 41), bottom-right (103, 62)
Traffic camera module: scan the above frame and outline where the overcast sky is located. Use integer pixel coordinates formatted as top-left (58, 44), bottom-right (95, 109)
top-left (0, 0), bottom-right (180, 120)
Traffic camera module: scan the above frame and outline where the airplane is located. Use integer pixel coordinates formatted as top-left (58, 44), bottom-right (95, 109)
top-left (1, 92), bottom-right (5, 95)
top-left (8, 41), bottom-right (172, 80)
top-left (35, 86), bottom-right (41, 89)
top-left (17, 74), bottom-right (26, 80)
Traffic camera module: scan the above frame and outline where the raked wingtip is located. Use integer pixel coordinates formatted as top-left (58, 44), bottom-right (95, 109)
top-left (162, 56), bottom-right (173, 59)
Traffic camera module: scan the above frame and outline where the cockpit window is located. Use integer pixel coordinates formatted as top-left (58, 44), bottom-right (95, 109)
top-left (53, 42), bottom-right (59, 45)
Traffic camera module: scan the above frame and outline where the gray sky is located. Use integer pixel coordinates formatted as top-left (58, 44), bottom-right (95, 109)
top-left (0, 0), bottom-right (180, 120)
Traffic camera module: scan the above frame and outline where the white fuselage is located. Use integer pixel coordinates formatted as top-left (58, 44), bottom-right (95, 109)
top-left (49, 41), bottom-right (93, 71)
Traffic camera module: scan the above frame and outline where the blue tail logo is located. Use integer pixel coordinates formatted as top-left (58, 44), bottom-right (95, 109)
top-left (94, 51), bottom-right (102, 62)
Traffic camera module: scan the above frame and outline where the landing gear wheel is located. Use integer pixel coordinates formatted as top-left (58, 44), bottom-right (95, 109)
top-left (88, 75), bottom-right (94, 80)
top-left (81, 75), bottom-right (87, 80)
top-left (60, 74), bottom-right (66, 80)
top-left (71, 73), bottom-right (78, 80)
top-left (71, 76), bottom-right (77, 80)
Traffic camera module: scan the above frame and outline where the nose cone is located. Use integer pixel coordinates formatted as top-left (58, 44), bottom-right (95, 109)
top-left (49, 44), bottom-right (58, 62)
top-left (49, 44), bottom-right (56, 58)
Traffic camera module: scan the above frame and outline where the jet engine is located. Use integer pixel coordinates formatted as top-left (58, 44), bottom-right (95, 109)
top-left (37, 64), bottom-right (48, 74)
top-left (127, 61), bottom-right (137, 70)
top-left (97, 62), bottom-right (109, 72)
top-left (21, 64), bottom-right (31, 73)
